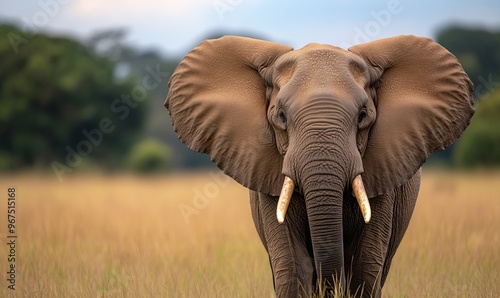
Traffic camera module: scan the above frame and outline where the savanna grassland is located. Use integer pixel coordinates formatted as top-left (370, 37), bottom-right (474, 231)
top-left (0, 170), bottom-right (498, 297)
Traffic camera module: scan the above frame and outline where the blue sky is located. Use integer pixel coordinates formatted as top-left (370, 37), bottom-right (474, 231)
top-left (1, 0), bottom-right (499, 56)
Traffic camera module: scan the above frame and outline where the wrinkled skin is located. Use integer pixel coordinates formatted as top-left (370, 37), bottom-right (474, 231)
top-left (166, 35), bottom-right (474, 297)
top-left (250, 170), bottom-right (420, 297)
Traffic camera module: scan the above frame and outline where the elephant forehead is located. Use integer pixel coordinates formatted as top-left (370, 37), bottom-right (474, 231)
top-left (297, 43), bottom-right (363, 68)
top-left (274, 46), bottom-right (369, 100)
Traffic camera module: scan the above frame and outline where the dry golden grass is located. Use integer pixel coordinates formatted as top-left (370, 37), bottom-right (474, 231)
top-left (384, 171), bottom-right (500, 298)
top-left (0, 170), bottom-right (498, 297)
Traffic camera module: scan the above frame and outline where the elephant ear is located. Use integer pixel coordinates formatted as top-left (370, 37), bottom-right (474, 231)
top-left (349, 35), bottom-right (474, 198)
top-left (166, 36), bottom-right (293, 196)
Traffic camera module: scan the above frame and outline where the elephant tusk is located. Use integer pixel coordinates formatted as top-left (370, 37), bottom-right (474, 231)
top-left (277, 176), bottom-right (295, 224)
top-left (352, 175), bottom-right (371, 224)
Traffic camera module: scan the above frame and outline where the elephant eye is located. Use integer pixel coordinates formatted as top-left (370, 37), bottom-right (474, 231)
top-left (278, 109), bottom-right (287, 123)
top-left (358, 110), bottom-right (367, 123)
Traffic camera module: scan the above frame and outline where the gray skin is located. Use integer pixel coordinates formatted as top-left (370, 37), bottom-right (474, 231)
top-left (250, 171), bottom-right (420, 297)
top-left (166, 35), bottom-right (474, 297)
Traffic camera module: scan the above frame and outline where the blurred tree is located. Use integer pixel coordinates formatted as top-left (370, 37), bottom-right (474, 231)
top-left (87, 28), bottom-right (135, 62)
top-left (105, 34), bottom-right (214, 170)
top-left (428, 26), bottom-right (500, 167)
top-left (0, 24), bottom-right (148, 172)
top-left (437, 26), bottom-right (500, 100)
top-left (126, 138), bottom-right (171, 173)
top-left (454, 90), bottom-right (500, 168)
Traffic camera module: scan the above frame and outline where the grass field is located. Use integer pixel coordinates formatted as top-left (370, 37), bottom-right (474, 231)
top-left (0, 170), bottom-right (498, 297)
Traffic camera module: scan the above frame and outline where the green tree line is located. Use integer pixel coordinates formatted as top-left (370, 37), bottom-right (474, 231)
top-left (1, 24), bottom-right (147, 174)
top-left (0, 23), bottom-right (499, 174)
top-left (436, 26), bottom-right (500, 168)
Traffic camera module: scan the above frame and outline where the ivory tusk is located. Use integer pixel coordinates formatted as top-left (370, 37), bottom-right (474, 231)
top-left (277, 176), bottom-right (295, 224)
top-left (352, 175), bottom-right (371, 224)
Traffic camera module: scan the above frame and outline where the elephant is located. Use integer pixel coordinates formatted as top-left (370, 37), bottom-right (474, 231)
top-left (165, 35), bottom-right (474, 297)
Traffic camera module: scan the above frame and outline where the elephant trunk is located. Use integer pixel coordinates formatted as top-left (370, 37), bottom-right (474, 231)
top-left (300, 157), bottom-right (349, 291)
top-left (278, 108), bottom-right (366, 292)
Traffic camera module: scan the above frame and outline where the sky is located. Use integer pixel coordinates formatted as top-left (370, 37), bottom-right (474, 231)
top-left (1, 0), bottom-right (500, 57)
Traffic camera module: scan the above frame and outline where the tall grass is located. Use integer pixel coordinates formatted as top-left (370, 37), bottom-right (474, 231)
top-left (0, 170), bottom-right (498, 297)
top-left (384, 171), bottom-right (500, 297)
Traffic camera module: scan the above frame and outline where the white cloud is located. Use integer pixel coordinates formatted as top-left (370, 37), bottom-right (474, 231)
top-left (72, 0), bottom-right (211, 17)
top-left (53, 0), bottom-right (219, 54)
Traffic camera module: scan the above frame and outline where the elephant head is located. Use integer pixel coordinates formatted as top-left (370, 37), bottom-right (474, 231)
top-left (165, 35), bottom-right (474, 289)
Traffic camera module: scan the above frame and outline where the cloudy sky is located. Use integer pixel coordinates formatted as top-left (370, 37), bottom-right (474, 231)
top-left (1, 0), bottom-right (499, 56)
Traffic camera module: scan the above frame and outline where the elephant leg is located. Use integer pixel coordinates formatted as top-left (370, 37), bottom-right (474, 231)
top-left (250, 191), bottom-right (315, 297)
top-left (344, 169), bottom-right (422, 297)
top-left (250, 191), bottom-right (269, 252)
top-left (249, 191), bottom-right (277, 290)
top-left (381, 169), bottom-right (421, 286)
top-left (344, 192), bottom-right (395, 298)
